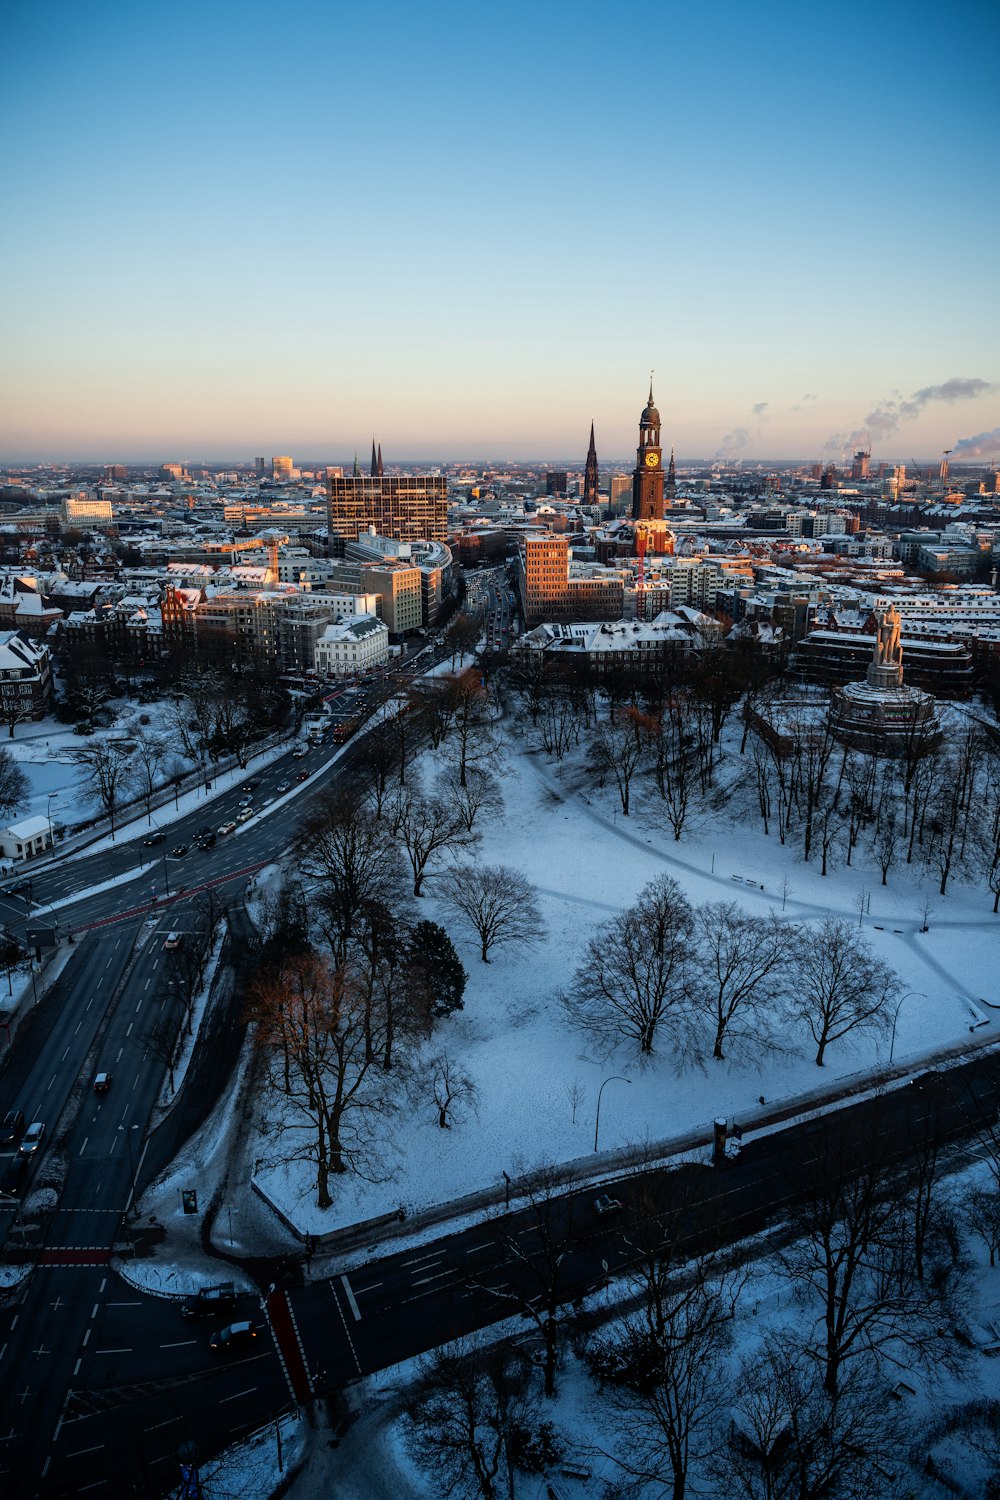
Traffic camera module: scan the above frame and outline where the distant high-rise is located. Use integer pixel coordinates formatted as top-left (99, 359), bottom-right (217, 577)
top-left (254, 456), bottom-right (266, 477)
top-left (545, 471), bottom-right (568, 496)
top-left (272, 455), bottom-right (293, 481)
top-left (631, 378), bottom-right (664, 521)
top-left (850, 450), bottom-right (870, 480)
top-left (103, 463), bottom-right (128, 482)
top-left (582, 423), bottom-right (600, 508)
top-left (608, 475), bottom-right (633, 514)
top-left (327, 441), bottom-right (447, 543)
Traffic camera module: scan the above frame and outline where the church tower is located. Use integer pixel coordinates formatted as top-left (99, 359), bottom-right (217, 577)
top-left (582, 420), bottom-right (600, 508)
top-left (631, 379), bottom-right (664, 521)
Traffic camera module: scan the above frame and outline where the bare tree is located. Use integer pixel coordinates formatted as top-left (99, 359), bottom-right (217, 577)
top-left (405, 1337), bottom-right (532, 1500)
top-left (71, 740), bottom-right (135, 834)
top-left (0, 748), bottom-right (29, 823)
top-left (300, 790), bottom-right (407, 960)
top-left (962, 1182), bottom-right (1000, 1267)
top-left (140, 1015), bottom-right (181, 1094)
top-left (445, 767), bottom-right (504, 834)
top-left (429, 1051), bottom-right (479, 1129)
top-left (566, 1080), bottom-right (585, 1125)
top-left (441, 864), bottom-right (545, 964)
top-left (130, 733), bottom-right (170, 822)
top-left (356, 725), bottom-right (401, 818)
top-left (561, 875), bottom-right (695, 1057)
top-left (589, 706), bottom-right (653, 817)
top-left (247, 953), bottom-right (396, 1207)
top-left (390, 782), bottom-right (480, 897)
top-left (592, 1180), bottom-right (741, 1500)
top-left (873, 801), bottom-right (899, 886)
top-left (788, 917), bottom-right (898, 1067)
top-left (691, 903), bottom-right (787, 1061)
top-left (719, 1333), bottom-right (898, 1500)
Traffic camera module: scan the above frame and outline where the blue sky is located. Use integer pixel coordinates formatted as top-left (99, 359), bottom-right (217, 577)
top-left (1, 0), bottom-right (997, 463)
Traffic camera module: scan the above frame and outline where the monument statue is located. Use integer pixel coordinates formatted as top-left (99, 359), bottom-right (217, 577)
top-left (873, 605), bottom-right (902, 668)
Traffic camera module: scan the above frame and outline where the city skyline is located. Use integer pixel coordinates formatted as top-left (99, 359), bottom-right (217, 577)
top-left (2, 0), bottom-right (998, 462)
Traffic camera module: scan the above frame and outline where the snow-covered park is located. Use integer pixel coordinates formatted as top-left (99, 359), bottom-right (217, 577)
top-left (249, 707), bottom-right (999, 1237)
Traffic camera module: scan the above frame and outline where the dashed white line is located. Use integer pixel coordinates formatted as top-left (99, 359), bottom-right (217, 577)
top-left (82, 1328), bottom-right (91, 1347)
top-left (115, 1047), bottom-right (123, 1063)
top-left (159, 1340), bottom-right (196, 1349)
top-left (91, 1304), bottom-right (99, 1320)
top-left (79, 1137), bottom-right (89, 1156)
top-left (125, 1022), bottom-right (133, 1037)
top-left (220, 1386), bottom-right (257, 1403)
top-left (73, 1357), bottom-right (81, 1375)
top-left (46, 1074), bottom-right (57, 1092)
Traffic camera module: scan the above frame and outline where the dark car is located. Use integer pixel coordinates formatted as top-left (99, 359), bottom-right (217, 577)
top-left (295, 770), bottom-right (309, 782)
top-left (170, 844), bottom-right (188, 858)
top-left (181, 1282), bottom-right (237, 1320)
top-left (195, 832), bottom-right (216, 850)
top-left (0, 1156), bottom-right (28, 1199)
top-left (2, 881), bottom-right (31, 898)
top-left (209, 1320), bottom-right (257, 1352)
top-left (593, 1194), bottom-right (623, 1217)
top-left (194, 825), bottom-right (213, 839)
top-left (143, 831), bottom-right (165, 846)
top-left (93, 1072), bottom-right (112, 1094)
top-left (0, 1109), bottom-right (25, 1146)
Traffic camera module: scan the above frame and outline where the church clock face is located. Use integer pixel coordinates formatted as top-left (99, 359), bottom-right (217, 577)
top-left (644, 451), bottom-right (659, 467)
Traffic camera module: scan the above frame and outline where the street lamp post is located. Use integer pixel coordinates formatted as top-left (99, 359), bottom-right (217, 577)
top-left (594, 1075), bottom-right (631, 1154)
top-left (46, 791), bottom-right (58, 852)
top-left (889, 990), bottom-right (927, 1066)
top-left (119, 1123), bottom-right (140, 1216)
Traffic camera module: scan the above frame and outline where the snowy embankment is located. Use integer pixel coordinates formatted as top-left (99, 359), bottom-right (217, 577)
top-left (252, 715), bottom-right (999, 1239)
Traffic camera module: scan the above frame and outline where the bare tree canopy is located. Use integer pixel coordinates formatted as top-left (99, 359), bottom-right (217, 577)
top-left (788, 916), bottom-right (898, 1067)
top-left (300, 790), bottom-right (407, 959)
top-left (441, 863), bottom-right (545, 963)
top-left (692, 902), bottom-right (788, 1061)
top-left (0, 747), bottom-right (29, 823)
top-left (562, 875), bottom-right (695, 1057)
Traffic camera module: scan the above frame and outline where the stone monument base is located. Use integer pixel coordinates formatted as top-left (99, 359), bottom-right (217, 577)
top-left (829, 679), bottom-right (941, 754)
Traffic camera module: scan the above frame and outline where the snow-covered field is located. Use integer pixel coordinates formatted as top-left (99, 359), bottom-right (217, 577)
top-left (254, 714), bottom-right (999, 1236)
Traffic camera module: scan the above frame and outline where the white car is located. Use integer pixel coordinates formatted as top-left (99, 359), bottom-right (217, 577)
top-left (236, 807), bottom-right (254, 822)
top-left (217, 821), bottom-right (237, 836)
top-left (19, 1121), bottom-right (45, 1155)
top-left (163, 931), bottom-right (182, 950)
top-left (275, 781), bottom-right (290, 793)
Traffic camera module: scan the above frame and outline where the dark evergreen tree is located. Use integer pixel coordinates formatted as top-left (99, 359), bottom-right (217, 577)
top-left (407, 920), bottom-right (467, 1017)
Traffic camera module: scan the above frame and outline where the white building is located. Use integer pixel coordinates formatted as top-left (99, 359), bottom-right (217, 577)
top-left (0, 815), bottom-right (51, 864)
top-left (314, 614), bottom-right (389, 676)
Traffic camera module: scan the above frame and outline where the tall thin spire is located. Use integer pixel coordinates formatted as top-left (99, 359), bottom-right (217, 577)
top-left (377, 443), bottom-right (384, 477)
top-left (352, 451), bottom-right (360, 477)
top-left (666, 446), bottom-right (676, 498)
top-left (649, 371), bottom-right (655, 404)
top-left (370, 440), bottom-right (378, 477)
top-left (583, 419), bottom-right (600, 508)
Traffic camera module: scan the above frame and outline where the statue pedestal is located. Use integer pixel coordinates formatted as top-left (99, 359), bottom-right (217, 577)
top-left (829, 677), bottom-right (940, 753)
top-left (866, 660), bottom-right (904, 692)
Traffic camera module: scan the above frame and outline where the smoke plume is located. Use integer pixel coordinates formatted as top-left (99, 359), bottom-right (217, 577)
top-left (825, 375), bottom-right (993, 455)
top-left (950, 426), bottom-right (1000, 460)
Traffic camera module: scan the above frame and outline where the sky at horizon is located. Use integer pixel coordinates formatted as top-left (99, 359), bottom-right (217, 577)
top-left (2, 0), bottom-right (998, 466)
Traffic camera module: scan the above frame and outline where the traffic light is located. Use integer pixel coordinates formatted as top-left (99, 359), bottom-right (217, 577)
top-left (182, 1189), bottom-right (198, 1214)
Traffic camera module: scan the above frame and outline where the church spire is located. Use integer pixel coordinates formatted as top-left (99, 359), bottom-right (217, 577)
top-left (370, 439), bottom-right (378, 477)
top-left (666, 446), bottom-right (676, 498)
top-left (377, 443), bottom-right (384, 477)
top-left (352, 451), bottom-right (360, 477)
top-left (583, 419), bottom-right (600, 508)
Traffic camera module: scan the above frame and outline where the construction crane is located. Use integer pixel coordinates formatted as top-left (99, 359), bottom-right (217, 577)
top-left (910, 459), bottom-right (924, 482)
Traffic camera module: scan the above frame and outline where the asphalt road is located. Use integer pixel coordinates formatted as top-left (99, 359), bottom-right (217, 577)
top-left (14, 1041), bottom-right (1000, 1498)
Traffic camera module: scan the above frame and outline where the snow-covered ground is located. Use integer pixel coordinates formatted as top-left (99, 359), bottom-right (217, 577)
top-left (254, 715), bottom-right (999, 1236)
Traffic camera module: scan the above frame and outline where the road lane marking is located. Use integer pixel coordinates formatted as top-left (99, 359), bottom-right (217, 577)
top-left (125, 1022), bottom-right (133, 1037)
top-left (463, 1243), bottom-right (492, 1254)
top-left (82, 1328), bottom-right (91, 1346)
top-left (413, 1269), bottom-right (457, 1285)
top-left (159, 1340), bottom-right (196, 1348)
top-left (340, 1274), bottom-right (362, 1322)
top-left (94, 1347), bottom-right (132, 1354)
top-left (354, 1281), bottom-right (382, 1293)
top-left (73, 1358), bottom-right (81, 1375)
top-left (116, 1047), bottom-right (123, 1063)
top-left (91, 1304), bottom-right (98, 1319)
top-left (61, 1047), bottom-right (69, 1061)
top-left (79, 1138), bottom-right (88, 1156)
top-left (135, 999), bottom-right (141, 1011)
top-left (220, 1387), bottom-right (257, 1403)
top-left (99, 1279), bottom-right (106, 1293)
top-left (86, 997), bottom-right (94, 1009)
top-left (47, 1073), bottom-right (57, 1091)
top-left (144, 978), bottom-right (151, 991)
top-left (67, 1443), bottom-right (105, 1459)
top-left (148, 1416), bottom-right (179, 1431)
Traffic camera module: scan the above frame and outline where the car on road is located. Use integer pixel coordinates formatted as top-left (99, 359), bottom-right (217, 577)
top-left (243, 780), bottom-right (257, 792)
top-left (217, 821), bottom-right (237, 836)
top-left (292, 746), bottom-right (309, 758)
top-left (194, 825), bottom-right (213, 839)
top-left (163, 931), bottom-right (182, 950)
top-left (275, 781), bottom-right (290, 793)
top-left (1, 1156), bottom-right (28, 1198)
top-left (19, 1121), bottom-right (45, 1156)
top-left (0, 1109), bottom-right (25, 1146)
top-left (170, 844), bottom-right (188, 858)
top-left (181, 1282), bottom-right (237, 1320)
top-left (194, 832), bottom-right (216, 850)
top-left (237, 797), bottom-right (253, 808)
top-left (210, 1320), bottom-right (258, 1353)
top-left (236, 808), bottom-right (254, 822)
top-left (2, 881), bottom-right (31, 898)
top-left (593, 1194), bottom-right (623, 1217)
top-left (295, 770), bottom-right (309, 782)
top-left (143, 831), bottom-right (165, 846)
top-left (93, 1072), bottom-right (112, 1094)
